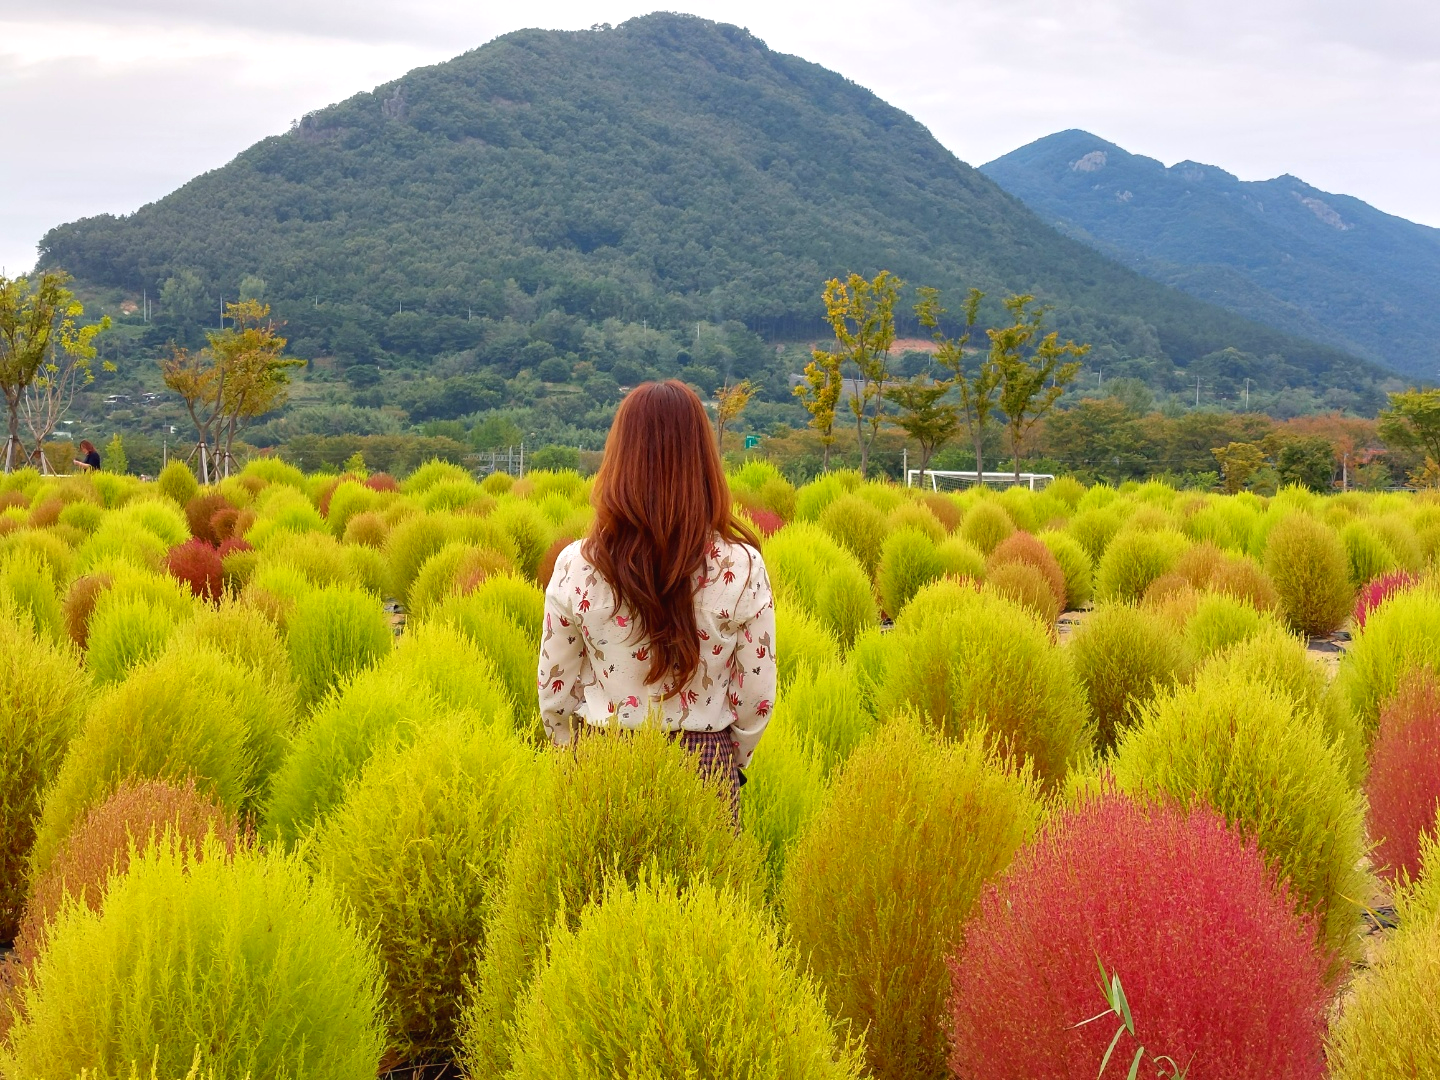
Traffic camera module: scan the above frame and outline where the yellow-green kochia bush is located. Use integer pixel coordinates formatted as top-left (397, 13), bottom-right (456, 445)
top-left (0, 549), bottom-right (64, 644)
top-left (1341, 520), bottom-right (1399, 588)
top-left (84, 591), bottom-right (187, 685)
top-left (1326, 823), bottom-right (1440, 1079)
top-left (1263, 512), bottom-right (1353, 636)
top-left (155, 460), bottom-right (199, 508)
top-left (772, 604), bottom-right (838, 687)
top-left (740, 706), bottom-right (827, 893)
top-left (0, 610), bottom-right (88, 940)
top-left (874, 584), bottom-right (1091, 787)
top-left (818, 494), bottom-right (888, 576)
top-left (1038, 529), bottom-right (1093, 609)
top-left (1336, 584), bottom-right (1440, 739)
top-left (783, 720), bottom-right (1041, 1080)
top-left (312, 714), bottom-right (538, 1064)
top-left (503, 877), bottom-right (865, 1080)
top-left (0, 839), bottom-right (386, 1079)
top-left (458, 725), bottom-right (764, 1078)
top-left (1067, 602), bottom-right (1189, 751)
top-left (1182, 591), bottom-right (1267, 660)
top-left (285, 584), bottom-right (393, 711)
top-left (1094, 528), bottom-right (1189, 603)
top-left (1112, 668), bottom-right (1369, 966)
top-left (762, 523), bottom-right (877, 649)
top-left (29, 645), bottom-right (293, 880)
top-left (878, 528), bottom-right (944, 617)
top-left (958, 500), bottom-right (1013, 555)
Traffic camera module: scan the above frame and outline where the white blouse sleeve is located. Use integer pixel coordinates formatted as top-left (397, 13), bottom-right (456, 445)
top-left (538, 546), bottom-right (588, 746)
top-left (726, 552), bottom-right (776, 769)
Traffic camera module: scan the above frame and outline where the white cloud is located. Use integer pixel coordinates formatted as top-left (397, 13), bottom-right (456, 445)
top-left (1, 0), bottom-right (1437, 274)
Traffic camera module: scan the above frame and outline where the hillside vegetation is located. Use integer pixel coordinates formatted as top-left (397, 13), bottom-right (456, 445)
top-left (982, 129), bottom-right (1440, 381)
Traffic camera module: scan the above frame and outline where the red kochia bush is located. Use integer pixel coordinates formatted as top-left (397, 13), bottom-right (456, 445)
top-left (1365, 672), bottom-right (1440, 883)
top-left (165, 539), bottom-right (224, 601)
top-left (1353, 569), bottom-right (1419, 631)
top-left (948, 795), bottom-right (1329, 1080)
top-left (364, 472), bottom-right (399, 493)
top-left (746, 507), bottom-right (784, 537)
top-left (184, 492), bottom-right (233, 545)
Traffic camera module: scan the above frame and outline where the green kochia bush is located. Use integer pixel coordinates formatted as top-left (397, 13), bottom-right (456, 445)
top-left (84, 591), bottom-right (186, 685)
top-left (773, 604), bottom-right (838, 687)
top-left (740, 705), bottom-right (827, 892)
top-left (1038, 529), bottom-right (1093, 609)
top-left (1112, 669), bottom-right (1369, 965)
top-left (0, 839), bottom-right (386, 1079)
top-left (1068, 603), bottom-right (1188, 751)
top-left (878, 528), bottom-right (944, 616)
top-left (1336, 584), bottom-right (1440, 738)
top-left (1263, 513), bottom-right (1353, 636)
top-left (29, 645), bottom-right (293, 880)
top-left (286, 584), bottom-right (393, 710)
top-left (818, 494), bottom-right (888, 576)
top-left (784, 721), bottom-right (1041, 1080)
top-left (458, 725), bottom-right (764, 1078)
top-left (1094, 528), bottom-right (1189, 603)
top-left (504, 876), bottom-right (865, 1080)
top-left (313, 714), bottom-right (537, 1064)
top-left (1183, 591), bottom-right (1267, 660)
top-left (874, 585), bottom-right (1091, 786)
top-left (958, 500), bottom-right (1013, 555)
top-left (0, 611), bottom-right (88, 941)
top-left (763, 524), bottom-right (876, 649)
top-left (0, 549), bottom-right (64, 643)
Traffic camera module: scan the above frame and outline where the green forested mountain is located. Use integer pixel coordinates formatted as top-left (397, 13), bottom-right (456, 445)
top-left (41, 13), bottom-right (1393, 442)
top-left (982, 130), bottom-right (1440, 382)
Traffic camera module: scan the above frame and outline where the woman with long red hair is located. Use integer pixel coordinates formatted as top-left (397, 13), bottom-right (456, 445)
top-left (538, 380), bottom-right (775, 811)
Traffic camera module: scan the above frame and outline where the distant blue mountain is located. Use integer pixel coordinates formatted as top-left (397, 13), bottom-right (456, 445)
top-left (982, 131), bottom-right (1440, 380)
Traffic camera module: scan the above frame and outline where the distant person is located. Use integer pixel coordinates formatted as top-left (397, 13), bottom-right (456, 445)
top-left (538, 379), bottom-right (775, 817)
top-left (74, 440), bottom-right (101, 472)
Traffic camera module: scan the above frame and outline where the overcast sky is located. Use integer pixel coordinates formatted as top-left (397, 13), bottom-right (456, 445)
top-left (2, 0), bottom-right (1438, 275)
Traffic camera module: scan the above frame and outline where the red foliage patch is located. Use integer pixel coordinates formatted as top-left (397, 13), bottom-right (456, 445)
top-left (1365, 672), bottom-right (1440, 883)
top-left (987, 531), bottom-right (1067, 612)
top-left (364, 472), bottom-right (399, 493)
top-left (166, 538), bottom-right (225, 601)
top-left (184, 492), bottom-right (233, 545)
top-left (745, 507), bottom-right (784, 537)
top-left (27, 497), bottom-right (63, 529)
top-left (61, 574), bottom-right (111, 648)
top-left (1353, 569), bottom-right (1419, 631)
top-left (948, 794), bottom-right (1330, 1080)
top-left (217, 537), bottom-right (254, 559)
top-left (209, 506), bottom-right (241, 543)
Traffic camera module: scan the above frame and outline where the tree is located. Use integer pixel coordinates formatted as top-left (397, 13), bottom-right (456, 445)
top-left (713, 378), bottom-right (754, 450)
top-left (1212, 441), bottom-right (1266, 494)
top-left (1275, 436), bottom-right (1336, 491)
top-left (990, 295), bottom-right (1088, 482)
top-left (161, 344), bottom-right (225, 483)
top-left (104, 433), bottom-right (128, 475)
top-left (0, 271), bottom-right (107, 473)
top-left (1378, 388), bottom-right (1440, 487)
top-left (793, 348), bottom-right (843, 472)
top-left (19, 296), bottom-right (113, 474)
top-left (820, 271), bottom-right (901, 478)
top-left (212, 300), bottom-right (303, 476)
top-left (885, 376), bottom-right (958, 479)
top-left (1042, 398), bottom-right (1148, 483)
top-left (916, 286), bottom-right (990, 478)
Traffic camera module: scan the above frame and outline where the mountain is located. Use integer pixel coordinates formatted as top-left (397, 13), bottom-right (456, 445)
top-left (981, 130), bottom-right (1440, 381)
top-left (39, 14), bottom-right (1392, 424)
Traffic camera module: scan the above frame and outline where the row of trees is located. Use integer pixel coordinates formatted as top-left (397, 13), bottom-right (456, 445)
top-left (793, 272), bottom-right (1089, 480)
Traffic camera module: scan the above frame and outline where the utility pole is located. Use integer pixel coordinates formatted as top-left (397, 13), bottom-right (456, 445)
top-left (1195, 375), bottom-right (1201, 409)
top-left (1244, 378), bottom-right (1251, 410)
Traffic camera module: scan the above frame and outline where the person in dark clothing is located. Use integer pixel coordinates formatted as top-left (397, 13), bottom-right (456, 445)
top-left (75, 440), bottom-right (101, 471)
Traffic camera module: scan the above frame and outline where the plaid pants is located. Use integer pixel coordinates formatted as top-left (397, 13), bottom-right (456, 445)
top-left (673, 728), bottom-right (741, 828)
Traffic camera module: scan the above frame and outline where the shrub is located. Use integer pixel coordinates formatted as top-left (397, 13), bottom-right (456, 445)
top-left (875, 586), bottom-right (1091, 786)
top-left (29, 645), bottom-right (292, 881)
top-left (326, 480), bottom-right (382, 537)
top-left (888, 501), bottom-right (945, 543)
top-left (155, 461), bottom-right (198, 507)
top-left (1327, 828), bottom-right (1440, 1079)
top-left (1, 839), bottom-right (386, 1079)
top-left (818, 494), bottom-right (888, 575)
top-left (114, 497), bottom-right (191, 549)
top-left (947, 795), bottom-right (1330, 1080)
top-left (74, 519), bottom-right (168, 574)
top-left (740, 706), bottom-right (827, 891)
top-left (1263, 513), bottom-right (1353, 636)
top-left (403, 458), bottom-right (471, 494)
top-left (1342, 519), bottom-right (1399, 587)
top-left (0, 548), bottom-right (63, 643)
top-left (1065, 506), bottom-right (1123, 562)
top-left (1094, 528), bottom-right (1189, 603)
top-left (984, 560), bottom-right (1061, 625)
top-left (488, 499), bottom-right (551, 582)
top-left (773, 603), bottom-right (838, 687)
top-left (13, 778), bottom-right (239, 965)
top-left (164, 538), bottom-right (224, 601)
top-left (84, 590), bottom-right (186, 685)
top-left (773, 660), bottom-right (874, 778)
top-left (1337, 584), bottom-right (1440, 736)
top-left (1183, 591), bottom-right (1266, 660)
top-left (3, 527), bottom-right (73, 585)
top-left (407, 540), bottom-right (478, 620)
top-left (264, 530), bottom-right (355, 590)
top-left (240, 560), bottom-right (313, 627)
top-left (877, 528), bottom-right (943, 616)
top-left (987, 531), bottom-right (1066, 612)
top-left (933, 534), bottom-right (986, 582)
top-left (1067, 603), bottom-right (1188, 751)
top-left (502, 876), bottom-right (863, 1080)
top-left (57, 499), bottom-right (103, 534)
top-left (784, 722), bottom-right (1040, 1080)
top-left (0, 613), bottom-right (87, 941)
top-left (60, 572), bottom-right (109, 648)
top-left (342, 509), bottom-right (389, 548)
top-left (384, 512), bottom-right (450, 604)
top-left (1038, 529), bottom-right (1093, 608)
top-left (1365, 672), bottom-right (1440, 883)
top-left (458, 725), bottom-right (764, 1078)
top-left (959, 500), bottom-right (1013, 555)
top-left (285, 585), bottom-right (393, 711)
top-left (182, 492), bottom-right (230, 545)
top-left (312, 715), bottom-right (536, 1063)
top-left (1112, 669), bottom-right (1368, 964)
top-left (428, 575), bottom-right (544, 736)
top-left (763, 524), bottom-right (876, 649)
top-left (1354, 568), bottom-right (1419, 630)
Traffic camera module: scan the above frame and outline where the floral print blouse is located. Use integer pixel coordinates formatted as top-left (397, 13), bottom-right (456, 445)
top-left (538, 536), bottom-right (776, 767)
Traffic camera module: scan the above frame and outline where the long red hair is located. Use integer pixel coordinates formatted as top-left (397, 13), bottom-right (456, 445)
top-left (584, 380), bottom-right (757, 687)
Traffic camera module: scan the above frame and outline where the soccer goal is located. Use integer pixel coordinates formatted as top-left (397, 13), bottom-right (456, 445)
top-left (906, 469), bottom-right (1056, 492)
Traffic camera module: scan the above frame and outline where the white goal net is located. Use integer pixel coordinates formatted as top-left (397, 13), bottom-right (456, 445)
top-left (906, 470), bottom-right (1056, 492)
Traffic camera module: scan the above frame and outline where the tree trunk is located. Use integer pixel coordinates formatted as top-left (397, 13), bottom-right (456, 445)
top-left (5, 400), bottom-right (20, 475)
top-left (1012, 423), bottom-right (1023, 484)
top-left (822, 438), bottom-right (832, 472)
top-left (855, 401), bottom-right (868, 478)
top-left (972, 428), bottom-right (984, 485)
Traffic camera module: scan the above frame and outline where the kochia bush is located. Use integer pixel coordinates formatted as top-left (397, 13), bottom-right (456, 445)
top-left (1038, 529), bottom-right (1093, 609)
top-left (1112, 670), bottom-right (1368, 964)
top-left (285, 584), bottom-right (393, 711)
top-left (505, 877), bottom-right (863, 1080)
top-left (1067, 603), bottom-right (1188, 751)
top-left (958, 500), bottom-right (1013, 555)
top-left (763, 524), bottom-right (876, 649)
top-left (1094, 528), bottom-right (1189, 603)
top-left (1364, 672), bottom-right (1440, 883)
top-left (458, 725), bottom-right (763, 1078)
top-left (947, 795), bottom-right (1330, 1080)
top-left (877, 527), bottom-right (944, 617)
top-left (1263, 513), bottom-right (1353, 636)
top-left (784, 722), bottom-right (1040, 1080)
top-left (0, 839), bottom-right (386, 1080)
top-left (1337, 584), bottom-right (1440, 737)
